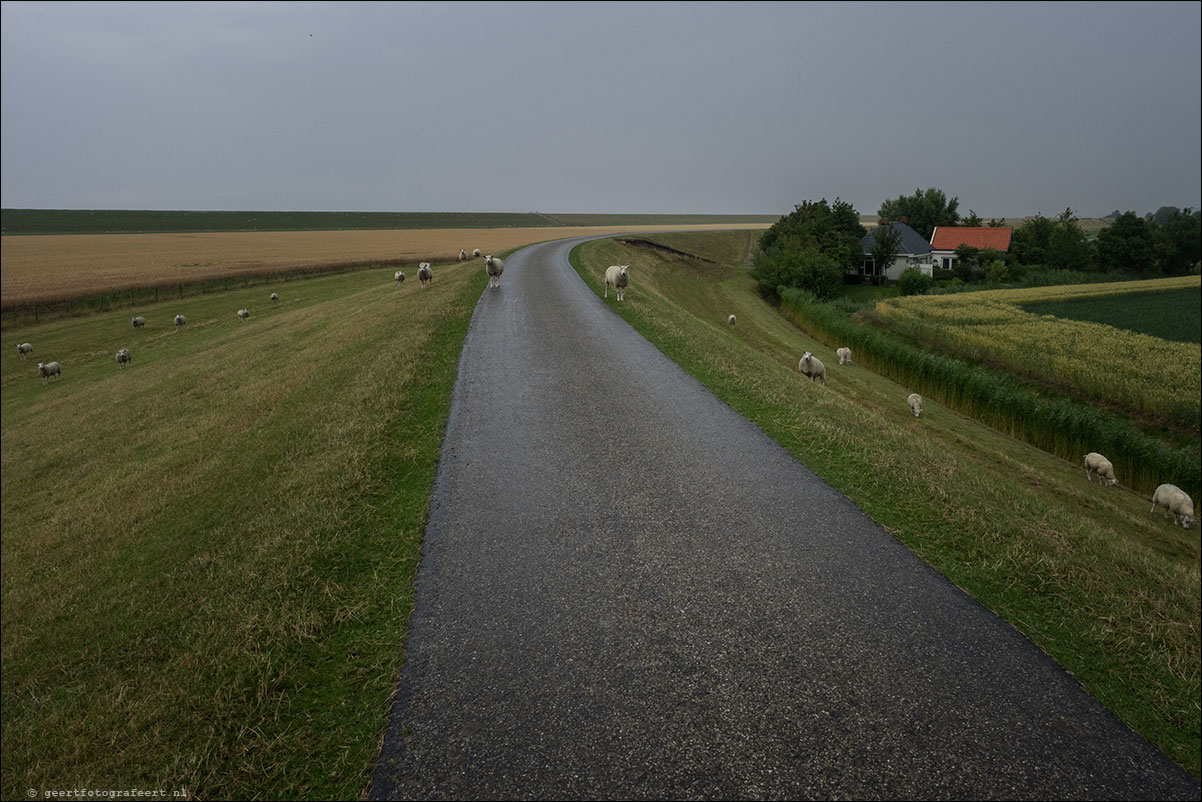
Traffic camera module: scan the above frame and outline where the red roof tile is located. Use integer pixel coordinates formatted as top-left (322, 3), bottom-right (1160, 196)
top-left (930, 227), bottom-right (1013, 251)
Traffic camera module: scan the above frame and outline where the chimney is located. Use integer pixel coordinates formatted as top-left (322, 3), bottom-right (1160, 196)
top-left (880, 217), bottom-right (888, 225)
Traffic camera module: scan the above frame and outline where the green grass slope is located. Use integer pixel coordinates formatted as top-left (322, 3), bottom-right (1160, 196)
top-left (570, 233), bottom-right (1201, 779)
top-left (1, 260), bottom-right (487, 799)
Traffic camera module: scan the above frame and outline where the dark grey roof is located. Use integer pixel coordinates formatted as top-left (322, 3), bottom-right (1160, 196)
top-left (861, 222), bottom-right (932, 255)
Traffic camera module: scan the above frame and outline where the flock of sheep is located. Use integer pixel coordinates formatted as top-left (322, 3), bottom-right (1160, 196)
top-left (16, 246), bottom-right (1196, 531)
top-left (20, 290), bottom-right (285, 385)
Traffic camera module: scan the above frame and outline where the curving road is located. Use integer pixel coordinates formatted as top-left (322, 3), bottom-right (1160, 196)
top-left (369, 237), bottom-right (1199, 800)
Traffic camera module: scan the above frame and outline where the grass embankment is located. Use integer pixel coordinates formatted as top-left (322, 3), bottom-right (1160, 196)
top-left (570, 233), bottom-right (1201, 779)
top-left (1, 260), bottom-right (487, 799)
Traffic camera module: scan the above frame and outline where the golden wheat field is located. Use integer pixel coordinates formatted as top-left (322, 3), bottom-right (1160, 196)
top-left (0, 224), bottom-right (766, 306)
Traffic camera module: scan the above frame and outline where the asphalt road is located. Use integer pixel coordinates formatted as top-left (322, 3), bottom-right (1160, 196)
top-left (369, 237), bottom-right (1199, 800)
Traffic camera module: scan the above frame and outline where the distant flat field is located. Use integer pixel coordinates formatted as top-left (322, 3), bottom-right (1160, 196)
top-left (0, 224), bottom-right (767, 306)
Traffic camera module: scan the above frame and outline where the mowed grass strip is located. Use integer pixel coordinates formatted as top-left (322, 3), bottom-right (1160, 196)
top-left (570, 234), bottom-right (1201, 779)
top-left (1, 260), bottom-right (487, 799)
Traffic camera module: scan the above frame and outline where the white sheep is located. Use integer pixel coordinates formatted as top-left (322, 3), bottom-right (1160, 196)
top-left (131, 316), bottom-right (146, 328)
top-left (472, 248), bottom-right (481, 258)
top-left (38, 361), bottom-right (61, 383)
top-left (798, 351), bottom-right (826, 385)
top-left (1150, 484), bottom-right (1195, 529)
top-left (174, 314), bottom-right (186, 330)
top-left (116, 348), bottom-right (132, 368)
top-left (837, 346), bottom-right (853, 365)
top-left (485, 255), bottom-right (505, 289)
top-left (395, 270), bottom-right (406, 284)
top-left (459, 249), bottom-right (468, 261)
top-left (728, 314), bottom-right (737, 328)
top-left (237, 308), bottom-right (250, 322)
top-left (418, 263), bottom-right (433, 288)
top-left (605, 265), bottom-right (630, 301)
top-left (17, 342), bottom-right (33, 359)
top-left (271, 292), bottom-right (279, 302)
top-left (1083, 452), bottom-right (1117, 487)
top-left (907, 392), bottom-right (922, 417)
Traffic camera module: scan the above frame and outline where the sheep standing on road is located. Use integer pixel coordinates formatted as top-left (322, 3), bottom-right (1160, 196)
top-left (418, 263), bottom-right (433, 288)
top-left (728, 314), bottom-right (737, 328)
top-left (116, 348), bottom-right (132, 368)
top-left (1084, 452), bottom-right (1118, 487)
top-left (837, 346), bottom-right (853, 365)
top-left (17, 342), bottom-right (33, 359)
top-left (459, 249), bottom-right (468, 261)
top-left (605, 265), bottom-right (630, 301)
top-left (908, 393), bottom-right (923, 417)
top-left (132, 316), bottom-right (146, 329)
top-left (1151, 484), bottom-right (1195, 529)
top-left (237, 308), bottom-right (250, 322)
top-left (174, 314), bottom-right (186, 330)
top-left (798, 351), bottom-right (826, 385)
top-left (395, 270), bottom-right (406, 285)
top-left (485, 255), bottom-right (505, 289)
top-left (38, 361), bottom-right (61, 383)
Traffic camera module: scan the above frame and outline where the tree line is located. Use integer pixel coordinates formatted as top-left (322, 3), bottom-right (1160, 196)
top-left (751, 188), bottom-right (1202, 300)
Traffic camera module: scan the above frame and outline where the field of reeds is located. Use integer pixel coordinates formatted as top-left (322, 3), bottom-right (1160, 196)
top-left (872, 277), bottom-right (1202, 430)
top-left (0, 223), bottom-right (769, 313)
top-left (570, 232), bottom-right (1200, 779)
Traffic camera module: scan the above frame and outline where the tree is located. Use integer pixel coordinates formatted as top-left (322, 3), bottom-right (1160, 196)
top-left (1153, 207), bottom-right (1202, 275)
top-left (869, 223), bottom-right (902, 285)
top-left (752, 198), bottom-right (866, 300)
top-left (1044, 208), bottom-right (1095, 271)
top-left (1097, 212), bottom-right (1156, 273)
top-left (878, 187), bottom-right (960, 241)
top-left (963, 209), bottom-right (984, 227)
top-left (1149, 206), bottom-right (1181, 226)
top-left (1009, 215), bottom-right (1055, 267)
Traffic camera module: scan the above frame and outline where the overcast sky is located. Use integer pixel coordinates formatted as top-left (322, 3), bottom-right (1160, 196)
top-left (2, 1), bottom-right (1199, 218)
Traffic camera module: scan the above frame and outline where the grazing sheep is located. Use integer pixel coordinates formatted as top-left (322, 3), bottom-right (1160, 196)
top-left (728, 314), bottom-right (737, 328)
top-left (472, 248), bottom-right (481, 258)
top-left (116, 348), bottom-right (132, 368)
top-left (459, 249), bottom-right (468, 261)
top-left (237, 308), bottom-right (250, 322)
top-left (605, 265), bottom-right (630, 301)
top-left (837, 346), bottom-right (853, 365)
top-left (395, 270), bottom-right (406, 284)
top-left (485, 255), bottom-right (505, 289)
top-left (17, 342), bottom-right (33, 359)
top-left (1084, 452), bottom-right (1118, 487)
top-left (418, 263), bottom-right (433, 288)
top-left (37, 361), bottom-right (61, 383)
top-left (1150, 484), bottom-right (1195, 529)
top-left (174, 314), bottom-right (186, 330)
top-left (131, 316), bottom-right (146, 329)
top-left (798, 351), bottom-right (826, 385)
top-left (907, 392), bottom-right (922, 417)
top-left (271, 292), bottom-right (279, 302)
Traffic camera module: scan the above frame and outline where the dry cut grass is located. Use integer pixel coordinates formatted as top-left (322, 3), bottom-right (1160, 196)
top-left (0, 224), bottom-right (767, 306)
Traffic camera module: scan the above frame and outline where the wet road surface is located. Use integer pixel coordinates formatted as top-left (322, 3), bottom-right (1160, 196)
top-left (369, 237), bottom-right (1199, 800)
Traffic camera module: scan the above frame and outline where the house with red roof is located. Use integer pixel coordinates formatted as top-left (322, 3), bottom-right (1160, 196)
top-left (929, 226), bottom-right (1013, 271)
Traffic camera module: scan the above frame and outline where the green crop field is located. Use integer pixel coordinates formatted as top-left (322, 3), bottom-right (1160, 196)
top-left (1, 258), bottom-right (487, 799)
top-left (570, 232), bottom-right (1200, 780)
top-left (1019, 286), bottom-right (1202, 344)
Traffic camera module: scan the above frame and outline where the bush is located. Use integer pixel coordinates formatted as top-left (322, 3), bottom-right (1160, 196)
top-left (897, 268), bottom-right (933, 296)
top-left (751, 244), bottom-right (844, 301)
